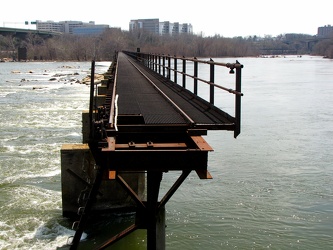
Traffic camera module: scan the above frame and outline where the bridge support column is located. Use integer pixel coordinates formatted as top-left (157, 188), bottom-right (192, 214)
top-left (61, 144), bottom-right (92, 218)
top-left (98, 85), bottom-right (107, 95)
top-left (95, 94), bottom-right (106, 107)
top-left (146, 171), bottom-right (165, 250)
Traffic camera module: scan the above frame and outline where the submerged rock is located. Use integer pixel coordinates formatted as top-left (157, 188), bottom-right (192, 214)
top-left (81, 74), bottom-right (104, 84)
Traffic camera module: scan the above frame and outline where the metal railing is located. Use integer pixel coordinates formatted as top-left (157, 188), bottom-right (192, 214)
top-left (123, 51), bottom-right (243, 137)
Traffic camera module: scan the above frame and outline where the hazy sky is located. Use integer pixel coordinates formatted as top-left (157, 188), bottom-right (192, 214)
top-left (1, 0), bottom-right (331, 37)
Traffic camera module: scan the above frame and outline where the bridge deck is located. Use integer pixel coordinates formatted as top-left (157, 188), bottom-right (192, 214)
top-left (116, 52), bottom-right (187, 125)
top-left (64, 51), bottom-right (241, 249)
top-left (114, 52), bottom-right (235, 131)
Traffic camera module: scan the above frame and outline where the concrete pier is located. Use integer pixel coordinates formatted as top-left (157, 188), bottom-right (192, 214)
top-left (61, 69), bottom-right (145, 218)
top-left (61, 143), bottom-right (145, 218)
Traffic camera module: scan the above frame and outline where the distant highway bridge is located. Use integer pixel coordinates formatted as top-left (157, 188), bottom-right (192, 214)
top-left (259, 36), bottom-right (329, 55)
top-left (0, 27), bottom-right (61, 38)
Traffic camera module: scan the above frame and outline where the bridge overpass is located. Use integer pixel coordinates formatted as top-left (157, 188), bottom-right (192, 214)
top-left (0, 26), bottom-right (60, 38)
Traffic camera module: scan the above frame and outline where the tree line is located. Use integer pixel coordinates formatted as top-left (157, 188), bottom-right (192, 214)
top-left (1, 28), bottom-right (333, 61)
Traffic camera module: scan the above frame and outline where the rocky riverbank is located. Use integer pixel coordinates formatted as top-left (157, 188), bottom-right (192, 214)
top-left (10, 68), bottom-right (104, 85)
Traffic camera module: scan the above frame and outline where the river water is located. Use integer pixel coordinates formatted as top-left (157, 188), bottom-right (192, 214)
top-left (0, 56), bottom-right (332, 249)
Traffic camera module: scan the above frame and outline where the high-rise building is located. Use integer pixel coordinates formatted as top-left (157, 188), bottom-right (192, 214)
top-left (130, 19), bottom-right (192, 35)
top-left (159, 21), bottom-right (170, 35)
top-left (317, 25), bottom-right (333, 37)
top-left (180, 23), bottom-right (192, 34)
top-left (36, 20), bottom-right (109, 35)
top-left (129, 19), bottom-right (159, 34)
top-left (36, 20), bottom-right (63, 33)
top-left (72, 25), bottom-right (109, 35)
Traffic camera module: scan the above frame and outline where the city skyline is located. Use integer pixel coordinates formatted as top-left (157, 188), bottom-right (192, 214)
top-left (1, 0), bottom-right (332, 37)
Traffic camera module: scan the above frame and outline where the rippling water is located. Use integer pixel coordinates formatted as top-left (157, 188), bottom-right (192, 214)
top-left (0, 61), bottom-right (105, 249)
top-left (0, 56), bottom-right (332, 249)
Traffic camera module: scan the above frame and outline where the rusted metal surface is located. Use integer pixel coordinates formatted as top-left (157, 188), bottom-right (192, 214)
top-left (98, 224), bottom-right (138, 249)
top-left (107, 52), bottom-right (240, 131)
top-left (123, 51), bottom-right (243, 137)
top-left (67, 51), bottom-right (243, 249)
top-left (94, 131), bottom-right (211, 172)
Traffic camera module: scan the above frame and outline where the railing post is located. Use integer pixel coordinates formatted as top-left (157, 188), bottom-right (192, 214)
top-left (210, 59), bottom-right (215, 104)
top-left (154, 55), bottom-right (157, 72)
top-left (148, 54), bottom-right (152, 69)
top-left (158, 55), bottom-right (161, 74)
top-left (163, 55), bottom-right (165, 77)
top-left (167, 55), bottom-right (171, 80)
top-left (194, 58), bottom-right (198, 95)
top-left (89, 60), bottom-right (95, 141)
top-left (146, 171), bottom-right (164, 250)
top-left (235, 66), bottom-right (242, 138)
top-left (182, 57), bottom-right (186, 88)
top-left (174, 56), bottom-right (177, 84)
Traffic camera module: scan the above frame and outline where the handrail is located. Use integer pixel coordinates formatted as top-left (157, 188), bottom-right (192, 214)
top-left (123, 50), bottom-right (243, 138)
top-left (172, 69), bottom-right (242, 96)
top-left (124, 51), bottom-right (243, 97)
top-left (109, 52), bottom-right (119, 129)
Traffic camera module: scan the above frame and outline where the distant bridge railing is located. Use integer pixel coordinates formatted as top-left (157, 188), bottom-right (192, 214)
top-left (0, 27), bottom-right (61, 37)
top-left (123, 50), bottom-right (243, 137)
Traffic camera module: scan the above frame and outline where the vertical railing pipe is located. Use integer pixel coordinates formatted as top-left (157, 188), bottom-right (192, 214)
top-left (182, 57), bottom-right (186, 88)
top-left (149, 54), bottom-right (151, 71)
top-left (150, 54), bottom-right (153, 69)
top-left (163, 55), bottom-right (165, 77)
top-left (235, 66), bottom-right (242, 138)
top-left (167, 55), bottom-right (171, 80)
top-left (194, 58), bottom-right (198, 95)
top-left (210, 59), bottom-right (215, 104)
top-left (174, 57), bottom-right (177, 84)
top-left (89, 60), bottom-right (95, 141)
top-left (154, 55), bottom-right (157, 72)
top-left (158, 56), bottom-right (161, 74)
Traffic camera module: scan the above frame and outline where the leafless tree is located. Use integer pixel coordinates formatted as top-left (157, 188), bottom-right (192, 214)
top-left (2, 29), bottom-right (328, 61)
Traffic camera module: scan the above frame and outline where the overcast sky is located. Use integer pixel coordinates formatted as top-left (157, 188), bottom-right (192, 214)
top-left (1, 0), bottom-right (331, 37)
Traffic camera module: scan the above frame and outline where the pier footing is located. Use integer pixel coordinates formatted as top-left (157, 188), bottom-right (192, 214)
top-left (60, 144), bottom-right (145, 218)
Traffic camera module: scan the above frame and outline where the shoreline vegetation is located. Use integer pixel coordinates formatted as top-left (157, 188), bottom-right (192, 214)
top-left (1, 54), bottom-right (310, 63)
top-left (1, 29), bottom-right (333, 61)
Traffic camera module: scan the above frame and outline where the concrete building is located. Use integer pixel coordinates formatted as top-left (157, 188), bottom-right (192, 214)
top-left (129, 19), bottom-right (159, 34)
top-left (317, 25), bottom-right (333, 37)
top-left (160, 21), bottom-right (193, 35)
top-left (180, 23), bottom-right (192, 34)
top-left (130, 18), bottom-right (192, 35)
top-left (159, 21), bottom-right (170, 35)
top-left (36, 20), bottom-right (63, 33)
top-left (36, 20), bottom-right (109, 35)
top-left (72, 25), bottom-right (109, 35)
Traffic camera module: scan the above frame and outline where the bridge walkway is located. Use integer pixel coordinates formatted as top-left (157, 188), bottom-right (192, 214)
top-left (67, 51), bottom-right (243, 249)
top-left (112, 52), bottom-right (235, 131)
